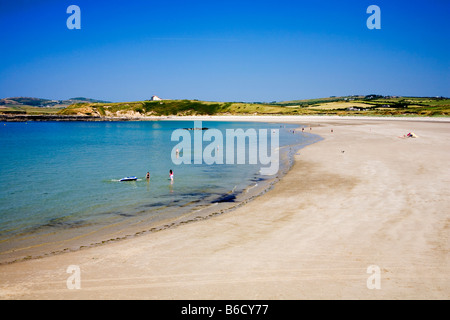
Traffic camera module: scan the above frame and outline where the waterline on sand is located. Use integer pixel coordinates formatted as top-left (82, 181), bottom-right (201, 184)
top-left (0, 120), bottom-right (321, 264)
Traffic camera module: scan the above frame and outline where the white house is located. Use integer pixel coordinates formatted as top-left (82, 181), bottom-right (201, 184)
top-left (151, 95), bottom-right (162, 101)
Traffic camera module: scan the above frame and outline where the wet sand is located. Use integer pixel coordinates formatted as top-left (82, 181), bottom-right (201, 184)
top-left (0, 116), bottom-right (449, 299)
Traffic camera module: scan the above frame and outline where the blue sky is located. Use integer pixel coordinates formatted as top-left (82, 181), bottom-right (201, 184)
top-left (0, 0), bottom-right (449, 102)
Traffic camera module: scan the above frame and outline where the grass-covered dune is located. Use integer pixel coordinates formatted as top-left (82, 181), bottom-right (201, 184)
top-left (58, 100), bottom-right (295, 117)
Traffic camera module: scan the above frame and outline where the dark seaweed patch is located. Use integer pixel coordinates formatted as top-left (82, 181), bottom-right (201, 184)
top-left (35, 217), bottom-right (89, 231)
top-left (117, 213), bottom-right (134, 218)
top-left (250, 177), bottom-right (266, 182)
top-left (141, 202), bottom-right (169, 208)
top-left (211, 193), bottom-right (237, 203)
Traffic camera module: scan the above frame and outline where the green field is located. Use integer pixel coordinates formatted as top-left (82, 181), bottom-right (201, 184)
top-left (0, 105), bottom-right (65, 115)
top-left (274, 96), bottom-right (450, 117)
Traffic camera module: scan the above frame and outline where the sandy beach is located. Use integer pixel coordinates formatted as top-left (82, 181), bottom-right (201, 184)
top-left (0, 116), bottom-right (449, 299)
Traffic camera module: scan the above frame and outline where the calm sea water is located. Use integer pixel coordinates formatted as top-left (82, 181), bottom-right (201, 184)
top-left (0, 120), bottom-right (320, 262)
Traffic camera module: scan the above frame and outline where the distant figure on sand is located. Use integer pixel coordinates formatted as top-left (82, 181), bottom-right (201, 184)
top-left (169, 169), bottom-right (174, 181)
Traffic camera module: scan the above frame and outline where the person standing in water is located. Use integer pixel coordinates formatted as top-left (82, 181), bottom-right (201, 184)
top-left (169, 169), bottom-right (174, 182)
top-left (146, 172), bottom-right (150, 180)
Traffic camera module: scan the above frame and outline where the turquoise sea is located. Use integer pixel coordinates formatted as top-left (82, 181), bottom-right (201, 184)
top-left (0, 120), bottom-right (320, 263)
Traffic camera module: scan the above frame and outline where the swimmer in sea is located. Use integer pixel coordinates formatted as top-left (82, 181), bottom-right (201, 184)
top-left (169, 169), bottom-right (174, 181)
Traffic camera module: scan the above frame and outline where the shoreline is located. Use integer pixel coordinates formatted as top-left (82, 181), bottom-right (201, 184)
top-left (0, 120), bottom-right (320, 265)
top-left (0, 116), bottom-right (449, 299)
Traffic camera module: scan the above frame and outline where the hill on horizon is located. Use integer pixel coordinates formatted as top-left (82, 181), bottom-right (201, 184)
top-left (1, 95), bottom-right (449, 117)
top-left (58, 95), bottom-right (450, 117)
top-left (0, 97), bottom-right (112, 107)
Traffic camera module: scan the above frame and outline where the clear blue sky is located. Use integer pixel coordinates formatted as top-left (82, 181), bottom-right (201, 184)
top-left (0, 0), bottom-right (449, 102)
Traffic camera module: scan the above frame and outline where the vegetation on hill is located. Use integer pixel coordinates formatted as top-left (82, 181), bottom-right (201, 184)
top-left (0, 97), bottom-right (111, 110)
top-left (58, 100), bottom-right (294, 117)
top-left (273, 95), bottom-right (450, 117)
top-left (2, 95), bottom-right (449, 117)
top-left (0, 97), bottom-right (54, 107)
top-left (58, 96), bottom-right (449, 117)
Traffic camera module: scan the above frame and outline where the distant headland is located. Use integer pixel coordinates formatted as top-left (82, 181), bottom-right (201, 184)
top-left (1, 95), bottom-right (449, 121)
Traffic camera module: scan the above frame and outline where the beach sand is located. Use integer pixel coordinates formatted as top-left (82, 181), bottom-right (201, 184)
top-left (0, 116), bottom-right (449, 299)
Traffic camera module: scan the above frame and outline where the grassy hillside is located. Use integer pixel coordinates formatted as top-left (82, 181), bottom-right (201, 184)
top-left (274, 96), bottom-right (450, 117)
top-left (0, 97), bottom-right (111, 114)
top-left (58, 100), bottom-right (294, 117)
top-left (2, 96), bottom-right (448, 117)
top-left (0, 106), bottom-right (65, 115)
top-left (275, 96), bottom-right (365, 107)
top-left (58, 97), bottom-right (450, 117)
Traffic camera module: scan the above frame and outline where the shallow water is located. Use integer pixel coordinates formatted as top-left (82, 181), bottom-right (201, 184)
top-left (0, 120), bottom-right (320, 263)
